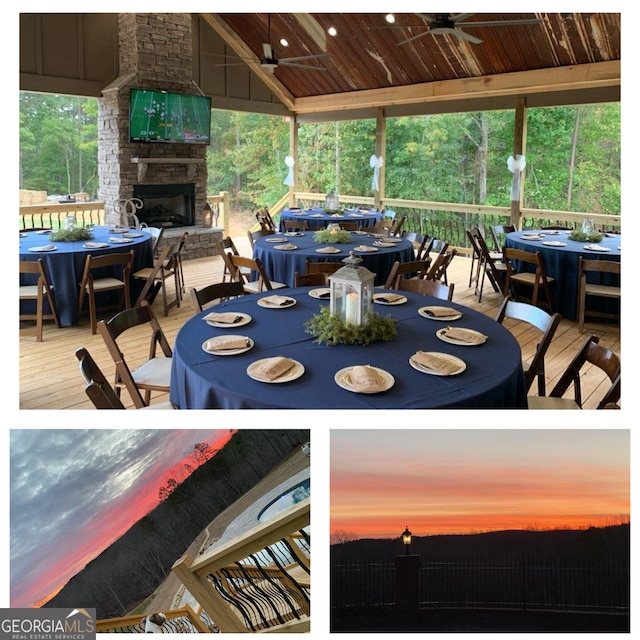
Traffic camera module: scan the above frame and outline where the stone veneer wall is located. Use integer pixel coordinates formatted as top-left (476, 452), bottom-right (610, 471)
top-left (98, 13), bottom-right (221, 259)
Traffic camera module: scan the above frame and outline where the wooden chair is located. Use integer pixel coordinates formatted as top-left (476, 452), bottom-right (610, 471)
top-left (19, 259), bottom-right (60, 341)
top-left (97, 301), bottom-right (173, 408)
top-left (397, 277), bottom-right (454, 301)
top-left (470, 228), bottom-right (507, 301)
top-left (145, 226), bottom-right (165, 256)
top-left (427, 248), bottom-right (457, 285)
top-left (75, 347), bottom-right (175, 410)
top-left (255, 209), bottom-right (276, 231)
top-left (226, 253), bottom-right (287, 294)
top-left (305, 260), bottom-right (341, 276)
top-left (527, 334), bottom-right (621, 409)
top-left (215, 237), bottom-right (251, 282)
top-left (189, 281), bottom-right (245, 312)
top-left (402, 232), bottom-right (433, 261)
top-left (369, 220), bottom-right (393, 235)
top-left (283, 220), bottom-right (308, 232)
top-left (174, 231), bottom-right (189, 294)
top-left (294, 272), bottom-right (328, 286)
top-left (490, 223), bottom-right (517, 252)
top-left (502, 247), bottom-right (555, 312)
top-left (247, 228), bottom-right (275, 249)
top-left (77, 250), bottom-right (133, 334)
top-left (389, 215), bottom-right (407, 236)
top-left (132, 242), bottom-right (181, 316)
top-left (132, 245), bottom-right (172, 308)
top-left (338, 221), bottom-right (360, 231)
top-left (577, 257), bottom-right (621, 333)
top-left (494, 296), bottom-right (562, 395)
top-left (383, 259), bottom-right (432, 289)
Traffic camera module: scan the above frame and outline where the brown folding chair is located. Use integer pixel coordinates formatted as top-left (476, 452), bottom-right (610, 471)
top-left (294, 272), bottom-right (328, 287)
top-left (132, 242), bottom-right (181, 316)
top-left (577, 258), bottom-right (621, 333)
top-left (383, 259), bottom-right (432, 289)
top-left (305, 261), bottom-right (341, 276)
top-left (216, 237), bottom-right (251, 282)
top-left (189, 280), bottom-right (245, 312)
top-left (97, 301), bottom-right (173, 408)
top-left (247, 228), bottom-right (275, 249)
top-left (470, 229), bottom-right (507, 301)
top-left (19, 258), bottom-right (60, 341)
top-left (397, 277), bottom-right (454, 301)
top-left (495, 296), bottom-right (562, 395)
top-left (389, 215), bottom-right (407, 236)
top-left (283, 220), bottom-right (308, 232)
top-left (502, 247), bottom-right (555, 312)
top-left (338, 221), bottom-right (360, 231)
top-left (227, 253), bottom-right (287, 294)
top-left (490, 223), bottom-right (517, 252)
top-left (527, 334), bottom-right (621, 409)
top-left (255, 209), bottom-right (276, 231)
top-left (402, 232), bottom-right (433, 261)
top-left (132, 245), bottom-right (172, 308)
top-left (427, 248), bottom-right (457, 285)
top-left (77, 250), bottom-right (134, 334)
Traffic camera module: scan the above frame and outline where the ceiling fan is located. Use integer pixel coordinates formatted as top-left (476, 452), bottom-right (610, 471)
top-left (397, 13), bottom-right (542, 46)
top-left (212, 15), bottom-right (330, 74)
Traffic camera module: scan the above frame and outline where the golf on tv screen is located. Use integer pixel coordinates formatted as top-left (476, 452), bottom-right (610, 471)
top-left (129, 89), bottom-right (212, 144)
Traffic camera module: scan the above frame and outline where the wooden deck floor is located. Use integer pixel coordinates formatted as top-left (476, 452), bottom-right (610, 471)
top-left (18, 235), bottom-right (621, 410)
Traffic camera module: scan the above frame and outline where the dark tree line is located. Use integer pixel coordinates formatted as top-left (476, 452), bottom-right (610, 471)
top-left (45, 429), bottom-right (309, 618)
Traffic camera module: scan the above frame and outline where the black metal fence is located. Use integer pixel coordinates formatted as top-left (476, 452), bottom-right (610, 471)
top-left (331, 555), bottom-right (629, 614)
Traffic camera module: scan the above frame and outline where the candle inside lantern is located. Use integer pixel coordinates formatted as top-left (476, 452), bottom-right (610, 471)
top-left (345, 292), bottom-right (358, 324)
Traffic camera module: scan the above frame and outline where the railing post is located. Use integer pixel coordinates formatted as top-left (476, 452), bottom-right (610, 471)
top-left (395, 554), bottom-right (420, 612)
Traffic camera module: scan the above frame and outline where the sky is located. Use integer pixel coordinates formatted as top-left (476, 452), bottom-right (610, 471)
top-left (331, 429), bottom-right (630, 540)
top-left (9, 429), bottom-right (234, 609)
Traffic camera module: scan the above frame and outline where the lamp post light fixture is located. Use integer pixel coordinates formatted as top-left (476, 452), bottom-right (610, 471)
top-left (402, 525), bottom-right (412, 554)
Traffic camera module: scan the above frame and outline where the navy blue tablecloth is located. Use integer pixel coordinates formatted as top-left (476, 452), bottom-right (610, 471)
top-left (19, 226), bottom-right (154, 326)
top-left (169, 287), bottom-right (527, 410)
top-left (253, 231), bottom-right (414, 287)
top-left (505, 230), bottom-right (621, 320)
top-left (278, 207), bottom-right (382, 231)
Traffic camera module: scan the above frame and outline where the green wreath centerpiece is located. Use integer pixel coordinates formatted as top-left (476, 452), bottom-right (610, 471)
top-left (304, 306), bottom-right (397, 346)
top-left (48, 227), bottom-right (93, 242)
top-left (568, 229), bottom-right (604, 243)
top-left (314, 228), bottom-right (352, 244)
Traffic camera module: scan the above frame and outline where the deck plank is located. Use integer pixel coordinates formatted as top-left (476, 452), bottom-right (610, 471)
top-left (19, 238), bottom-right (621, 410)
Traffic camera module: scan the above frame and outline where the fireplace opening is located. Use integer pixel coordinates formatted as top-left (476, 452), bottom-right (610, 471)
top-left (133, 183), bottom-right (195, 228)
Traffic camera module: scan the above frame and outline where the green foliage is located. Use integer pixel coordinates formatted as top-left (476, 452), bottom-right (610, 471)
top-left (48, 227), bottom-right (93, 242)
top-left (305, 306), bottom-right (397, 346)
top-left (313, 228), bottom-right (352, 243)
top-left (568, 230), bottom-right (604, 243)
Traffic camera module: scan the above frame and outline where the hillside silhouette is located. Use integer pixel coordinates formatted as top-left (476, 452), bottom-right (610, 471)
top-left (44, 429), bottom-right (309, 618)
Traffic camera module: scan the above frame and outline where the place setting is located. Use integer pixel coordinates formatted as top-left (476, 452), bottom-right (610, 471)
top-left (308, 288), bottom-right (331, 299)
top-left (334, 365), bottom-right (394, 394)
top-left (247, 356), bottom-right (305, 383)
top-left (418, 306), bottom-right (463, 321)
top-left (83, 241), bottom-right (110, 249)
top-left (409, 351), bottom-right (467, 376)
top-left (353, 244), bottom-right (378, 252)
top-left (265, 236), bottom-right (289, 243)
top-left (373, 292), bottom-right (407, 305)
top-left (202, 335), bottom-right (254, 356)
top-left (584, 244), bottom-right (611, 252)
top-left (542, 240), bottom-right (567, 247)
top-left (203, 311), bottom-right (252, 327)
top-left (109, 237), bottom-right (134, 244)
top-left (257, 294), bottom-right (297, 308)
top-left (436, 326), bottom-right (488, 346)
top-left (273, 242), bottom-right (298, 251)
top-left (28, 244), bottom-right (57, 252)
top-left (316, 246), bottom-right (342, 254)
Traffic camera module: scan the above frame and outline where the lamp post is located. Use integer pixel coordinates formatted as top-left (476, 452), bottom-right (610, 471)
top-left (402, 526), bottom-right (412, 555)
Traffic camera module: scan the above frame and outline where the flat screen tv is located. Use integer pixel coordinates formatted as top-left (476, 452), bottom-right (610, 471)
top-left (129, 88), bottom-right (212, 144)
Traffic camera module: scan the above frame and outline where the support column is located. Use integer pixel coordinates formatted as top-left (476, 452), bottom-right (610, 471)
top-left (288, 115), bottom-right (298, 206)
top-left (374, 108), bottom-right (386, 211)
top-left (511, 97), bottom-right (527, 228)
top-left (395, 554), bottom-right (420, 612)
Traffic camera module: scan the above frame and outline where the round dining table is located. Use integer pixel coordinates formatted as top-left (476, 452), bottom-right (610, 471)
top-left (505, 229), bottom-right (621, 320)
top-left (19, 225), bottom-right (154, 326)
top-left (278, 207), bottom-right (383, 231)
top-left (169, 287), bottom-right (528, 410)
top-left (253, 230), bottom-right (414, 287)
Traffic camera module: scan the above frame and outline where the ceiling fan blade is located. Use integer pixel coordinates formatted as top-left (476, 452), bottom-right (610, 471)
top-left (456, 19), bottom-right (542, 28)
top-left (396, 30), bottom-right (430, 46)
top-left (450, 13), bottom-right (475, 22)
top-left (449, 29), bottom-right (483, 45)
top-left (262, 43), bottom-right (273, 59)
top-left (415, 13), bottom-right (434, 24)
top-left (278, 61), bottom-right (327, 71)
top-left (279, 54), bottom-right (331, 63)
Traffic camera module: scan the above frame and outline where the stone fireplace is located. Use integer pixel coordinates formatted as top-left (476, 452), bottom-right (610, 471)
top-left (97, 13), bottom-right (221, 258)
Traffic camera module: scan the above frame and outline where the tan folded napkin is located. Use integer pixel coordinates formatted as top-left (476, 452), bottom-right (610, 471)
top-left (355, 245), bottom-right (376, 252)
top-left (204, 336), bottom-right (248, 351)
top-left (109, 237), bottom-right (133, 243)
top-left (443, 327), bottom-right (487, 344)
top-left (345, 366), bottom-right (386, 393)
top-left (422, 306), bottom-right (457, 318)
top-left (261, 295), bottom-right (294, 306)
top-left (252, 356), bottom-right (296, 381)
top-left (29, 244), bottom-right (56, 252)
top-left (413, 352), bottom-right (461, 375)
top-left (316, 246), bottom-right (340, 253)
top-left (374, 293), bottom-right (405, 303)
top-left (203, 312), bottom-right (244, 325)
top-left (274, 242), bottom-right (297, 250)
top-left (84, 242), bottom-right (107, 248)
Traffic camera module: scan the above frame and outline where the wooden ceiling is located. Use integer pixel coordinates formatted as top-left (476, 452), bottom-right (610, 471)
top-left (201, 12), bottom-right (620, 121)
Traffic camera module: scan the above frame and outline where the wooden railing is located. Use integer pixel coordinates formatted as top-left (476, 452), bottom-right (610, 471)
top-left (96, 603), bottom-right (215, 633)
top-left (171, 498), bottom-right (310, 633)
top-left (19, 201), bottom-right (106, 230)
top-left (206, 191), bottom-right (231, 236)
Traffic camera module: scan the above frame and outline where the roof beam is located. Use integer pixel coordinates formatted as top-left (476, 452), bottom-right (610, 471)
top-left (292, 61), bottom-right (620, 115)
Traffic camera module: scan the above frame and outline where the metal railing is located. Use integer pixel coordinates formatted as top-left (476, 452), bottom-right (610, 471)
top-left (172, 498), bottom-right (310, 633)
top-left (331, 554), bottom-right (629, 614)
top-left (96, 603), bottom-right (216, 633)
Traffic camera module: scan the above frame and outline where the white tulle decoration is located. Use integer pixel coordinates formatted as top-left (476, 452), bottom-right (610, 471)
top-left (284, 155), bottom-right (295, 186)
top-left (507, 155), bottom-right (526, 200)
top-left (370, 155), bottom-right (384, 192)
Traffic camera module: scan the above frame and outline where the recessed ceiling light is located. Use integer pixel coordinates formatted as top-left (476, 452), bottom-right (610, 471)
top-left (280, 38), bottom-right (289, 47)
top-left (385, 14), bottom-right (395, 24)
top-left (327, 26), bottom-right (337, 36)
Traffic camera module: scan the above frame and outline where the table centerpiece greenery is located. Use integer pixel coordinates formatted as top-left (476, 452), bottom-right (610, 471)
top-left (304, 306), bottom-right (397, 346)
top-left (567, 229), bottom-right (604, 243)
top-left (48, 227), bottom-right (93, 242)
top-left (313, 228), bottom-right (352, 243)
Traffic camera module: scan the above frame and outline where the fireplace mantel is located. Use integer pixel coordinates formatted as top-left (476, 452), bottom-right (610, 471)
top-left (131, 157), bottom-right (205, 182)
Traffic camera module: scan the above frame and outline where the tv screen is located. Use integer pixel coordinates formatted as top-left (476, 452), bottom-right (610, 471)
top-left (129, 89), bottom-right (212, 144)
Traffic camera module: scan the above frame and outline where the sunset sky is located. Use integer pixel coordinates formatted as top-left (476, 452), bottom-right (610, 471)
top-left (9, 429), bottom-right (235, 609)
top-left (331, 429), bottom-right (630, 540)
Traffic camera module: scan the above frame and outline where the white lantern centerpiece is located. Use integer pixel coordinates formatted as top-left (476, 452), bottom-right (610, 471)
top-left (329, 251), bottom-right (375, 325)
